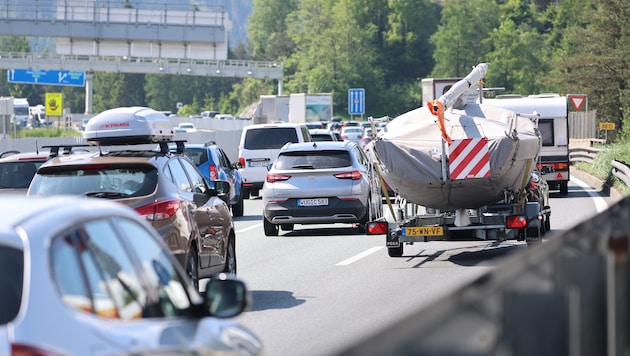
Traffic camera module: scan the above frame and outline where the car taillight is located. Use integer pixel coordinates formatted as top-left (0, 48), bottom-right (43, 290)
top-left (239, 157), bottom-right (246, 168)
top-left (209, 165), bottom-right (218, 180)
top-left (334, 171), bottom-right (362, 180)
top-left (135, 200), bottom-right (180, 221)
top-left (266, 173), bottom-right (291, 183)
top-left (12, 343), bottom-right (62, 356)
top-left (506, 215), bottom-right (528, 229)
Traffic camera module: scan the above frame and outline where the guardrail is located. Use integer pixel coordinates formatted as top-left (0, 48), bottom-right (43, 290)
top-left (570, 146), bottom-right (630, 189)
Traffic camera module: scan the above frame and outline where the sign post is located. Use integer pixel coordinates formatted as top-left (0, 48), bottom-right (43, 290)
top-left (348, 88), bottom-right (365, 120)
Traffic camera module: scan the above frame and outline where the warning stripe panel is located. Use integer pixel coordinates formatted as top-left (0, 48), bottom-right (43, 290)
top-left (448, 138), bottom-right (491, 180)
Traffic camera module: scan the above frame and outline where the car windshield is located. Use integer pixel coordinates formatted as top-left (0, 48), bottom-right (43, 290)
top-left (29, 165), bottom-right (158, 198)
top-left (275, 150), bottom-right (351, 169)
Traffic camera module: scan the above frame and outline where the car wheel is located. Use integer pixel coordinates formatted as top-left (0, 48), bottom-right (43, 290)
top-left (263, 217), bottom-right (279, 236)
top-left (187, 249), bottom-right (199, 291)
top-left (223, 237), bottom-right (237, 275)
top-left (232, 191), bottom-right (244, 217)
top-left (358, 201), bottom-right (370, 233)
top-left (544, 215), bottom-right (551, 232)
top-left (242, 188), bottom-right (250, 200)
top-left (560, 182), bottom-right (568, 195)
top-left (250, 189), bottom-right (260, 198)
top-left (280, 223), bottom-right (294, 231)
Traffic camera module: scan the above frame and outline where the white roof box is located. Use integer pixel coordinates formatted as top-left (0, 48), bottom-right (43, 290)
top-left (83, 107), bottom-right (174, 145)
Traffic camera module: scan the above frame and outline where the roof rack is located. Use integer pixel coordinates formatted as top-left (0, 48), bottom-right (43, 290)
top-left (42, 144), bottom-right (92, 158)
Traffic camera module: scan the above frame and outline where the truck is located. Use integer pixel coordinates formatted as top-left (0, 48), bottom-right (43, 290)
top-left (12, 98), bottom-right (30, 128)
top-left (481, 94), bottom-right (570, 195)
top-left (367, 64), bottom-right (551, 256)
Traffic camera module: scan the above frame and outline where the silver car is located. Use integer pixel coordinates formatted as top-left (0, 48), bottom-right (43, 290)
top-left (262, 141), bottom-right (382, 236)
top-left (0, 195), bottom-right (262, 355)
top-left (340, 126), bottom-right (364, 144)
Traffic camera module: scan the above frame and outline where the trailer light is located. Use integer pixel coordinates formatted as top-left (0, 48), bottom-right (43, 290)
top-left (366, 221), bottom-right (388, 235)
top-left (506, 215), bottom-right (528, 229)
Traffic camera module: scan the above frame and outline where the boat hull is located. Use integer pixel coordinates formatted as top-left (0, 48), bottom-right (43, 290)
top-left (370, 104), bottom-right (541, 210)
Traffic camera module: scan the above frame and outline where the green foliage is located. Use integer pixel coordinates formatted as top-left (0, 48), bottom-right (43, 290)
top-left (15, 127), bottom-right (81, 138)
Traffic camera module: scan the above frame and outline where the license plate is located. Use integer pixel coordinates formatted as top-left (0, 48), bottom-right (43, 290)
top-left (298, 198), bottom-right (329, 207)
top-left (403, 226), bottom-right (444, 236)
top-left (249, 160), bottom-right (269, 167)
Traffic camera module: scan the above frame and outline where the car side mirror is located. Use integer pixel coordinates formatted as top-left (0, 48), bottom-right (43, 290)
top-left (204, 273), bottom-right (251, 318)
top-left (209, 180), bottom-right (230, 204)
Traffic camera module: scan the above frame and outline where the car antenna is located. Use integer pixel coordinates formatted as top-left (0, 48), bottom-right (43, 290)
top-left (35, 139), bottom-right (39, 154)
top-left (312, 142), bottom-right (317, 149)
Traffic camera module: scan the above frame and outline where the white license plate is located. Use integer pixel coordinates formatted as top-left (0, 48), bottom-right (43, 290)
top-left (249, 160), bottom-right (270, 167)
top-left (298, 198), bottom-right (329, 207)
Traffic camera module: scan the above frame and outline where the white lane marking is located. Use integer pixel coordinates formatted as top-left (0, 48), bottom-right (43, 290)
top-left (570, 176), bottom-right (609, 213)
top-left (336, 246), bottom-right (384, 266)
top-left (236, 223), bottom-right (262, 234)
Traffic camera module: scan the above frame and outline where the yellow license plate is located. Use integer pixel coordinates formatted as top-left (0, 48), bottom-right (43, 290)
top-left (403, 226), bottom-right (444, 236)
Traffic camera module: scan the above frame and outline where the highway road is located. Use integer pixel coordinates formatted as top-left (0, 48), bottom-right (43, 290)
top-left (222, 174), bottom-right (615, 356)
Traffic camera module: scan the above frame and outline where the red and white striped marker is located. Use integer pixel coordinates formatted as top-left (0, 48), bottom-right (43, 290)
top-left (448, 138), bottom-right (491, 180)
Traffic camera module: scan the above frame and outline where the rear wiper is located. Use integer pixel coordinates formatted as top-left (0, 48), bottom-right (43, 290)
top-left (85, 191), bottom-right (124, 198)
top-left (291, 164), bottom-right (314, 169)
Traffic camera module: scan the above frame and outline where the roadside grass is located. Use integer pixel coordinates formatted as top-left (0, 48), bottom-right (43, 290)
top-left (574, 142), bottom-right (630, 195)
top-left (13, 127), bottom-right (81, 138)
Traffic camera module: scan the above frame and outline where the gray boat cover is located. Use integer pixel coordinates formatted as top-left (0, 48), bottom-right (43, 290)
top-left (370, 104), bottom-right (541, 210)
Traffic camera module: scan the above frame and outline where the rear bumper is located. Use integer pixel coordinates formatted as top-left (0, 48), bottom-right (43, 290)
top-left (264, 198), bottom-right (367, 225)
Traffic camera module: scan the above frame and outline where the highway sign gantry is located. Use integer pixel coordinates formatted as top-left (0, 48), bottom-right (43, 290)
top-left (7, 69), bottom-right (86, 86)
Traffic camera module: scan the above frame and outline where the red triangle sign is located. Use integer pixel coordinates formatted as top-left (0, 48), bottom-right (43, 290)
top-left (570, 96), bottom-right (586, 111)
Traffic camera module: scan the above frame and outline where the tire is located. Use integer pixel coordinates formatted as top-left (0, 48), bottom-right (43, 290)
top-left (559, 182), bottom-right (568, 195)
top-left (242, 188), bottom-right (250, 200)
top-left (544, 215), bottom-right (551, 232)
top-left (357, 202), bottom-right (370, 233)
top-left (388, 245), bottom-right (403, 257)
top-left (232, 191), bottom-right (244, 217)
top-left (250, 189), bottom-right (260, 198)
top-left (186, 249), bottom-right (199, 292)
top-left (223, 237), bottom-right (237, 275)
top-left (280, 223), bottom-right (294, 231)
top-left (263, 217), bottom-right (279, 236)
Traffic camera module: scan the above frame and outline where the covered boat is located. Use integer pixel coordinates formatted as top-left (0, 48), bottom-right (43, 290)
top-left (369, 63), bottom-right (541, 210)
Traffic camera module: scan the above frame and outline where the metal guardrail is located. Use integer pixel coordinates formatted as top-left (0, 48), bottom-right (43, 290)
top-left (341, 177), bottom-right (630, 356)
top-left (570, 147), bottom-right (630, 189)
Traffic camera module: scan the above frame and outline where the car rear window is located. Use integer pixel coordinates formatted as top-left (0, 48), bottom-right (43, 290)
top-left (311, 134), bottom-right (334, 142)
top-left (29, 165), bottom-right (158, 198)
top-left (244, 128), bottom-right (300, 150)
top-left (275, 150), bottom-right (351, 169)
top-left (0, 161), bottom-right (42, 189)
top-left (0, 246), bottom-right (23, 324)
top-left (183, 149), bottom-right (209, 166)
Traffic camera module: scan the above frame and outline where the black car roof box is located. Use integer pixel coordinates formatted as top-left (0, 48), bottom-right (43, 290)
top-left (83, 106), bottom-right (175, 145)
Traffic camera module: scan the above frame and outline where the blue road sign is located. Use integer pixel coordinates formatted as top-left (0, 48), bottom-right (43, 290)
top-left (348, 88), bottom-right (365, 115)
top-left (7, 69), bottom-right (85, 86)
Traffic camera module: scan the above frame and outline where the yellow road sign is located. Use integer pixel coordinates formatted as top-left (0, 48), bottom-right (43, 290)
top-left (599, 122), bottom-right (615, 131)
top-left (45, 93), bottom-right (63, 116)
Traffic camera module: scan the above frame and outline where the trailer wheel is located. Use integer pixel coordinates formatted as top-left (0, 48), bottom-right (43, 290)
top-left (388, 245), bottom-right (403, 257)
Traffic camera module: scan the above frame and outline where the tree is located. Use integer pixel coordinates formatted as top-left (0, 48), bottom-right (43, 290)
top-left (429, 0), bottom-right (500, 78)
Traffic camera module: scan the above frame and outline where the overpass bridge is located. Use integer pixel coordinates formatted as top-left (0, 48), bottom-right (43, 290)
top-left (0, 0), bottom-right (284, 112)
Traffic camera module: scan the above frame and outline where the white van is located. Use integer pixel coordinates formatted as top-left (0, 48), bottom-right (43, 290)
top-left (238, 123), bottom-right (311, 198)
